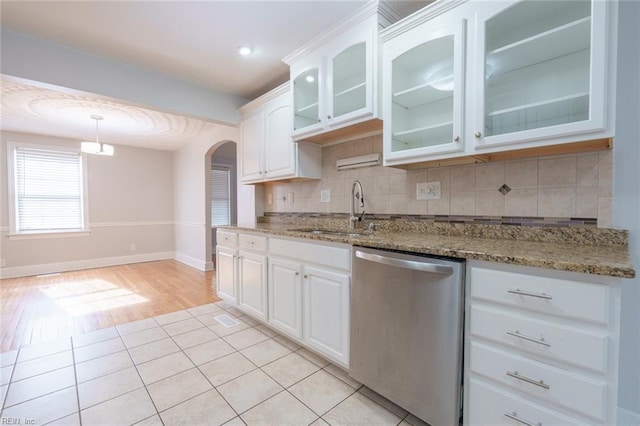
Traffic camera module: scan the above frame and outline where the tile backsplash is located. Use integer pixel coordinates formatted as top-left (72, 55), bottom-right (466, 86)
top-left (263, 135), bottom-right (613, 228)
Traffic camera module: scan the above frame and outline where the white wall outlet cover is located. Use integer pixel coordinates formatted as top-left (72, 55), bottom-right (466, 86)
top-left (288, 192), bottom-right (294, 204)
top-left (321, 189), bottom-right (331, 203)
top-left (417, 181), bottom-right (442, 200)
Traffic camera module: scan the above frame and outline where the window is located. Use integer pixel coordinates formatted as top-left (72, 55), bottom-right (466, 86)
top-left (8, 143), bottom-right (88, 235)
top-left (211, 166), bottom-right (231, 227)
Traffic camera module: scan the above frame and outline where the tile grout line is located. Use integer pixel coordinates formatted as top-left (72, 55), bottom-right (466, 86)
top-left (69, 336), bottom-right (82, 426)
top-left (0, 347), bottom-right (21, 415)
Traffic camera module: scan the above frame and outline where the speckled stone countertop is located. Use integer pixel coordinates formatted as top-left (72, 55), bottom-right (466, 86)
top-left (221, 219), bottom-right (635, 279)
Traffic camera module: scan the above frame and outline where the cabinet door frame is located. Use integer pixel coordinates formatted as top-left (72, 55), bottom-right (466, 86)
top-left (471, 0), bottom-right (609, 149)
top-left (291, 59), bottom-right (326, 139)
top-left (267, 256), bottom-right (303, 339)
top-left (302, 265), bottom-right (350, 367)
top-left (239, 112), bottom-right (265, 183)
top-left (383, 15), bottom-right (467, 165)
top-left (326, 22), bottom-right (375, 128)
top-left (238, 250), bottom-right (268, 321)
top-left (216, 247), bottom-right (238, 305)
top-left (264, 96), bottom-right (297, 180)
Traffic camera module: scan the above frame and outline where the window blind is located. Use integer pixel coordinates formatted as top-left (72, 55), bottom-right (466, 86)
top-left (211, 167), bottom-right (231, 227)
top-left (14, 147), bottom-right (84, 233)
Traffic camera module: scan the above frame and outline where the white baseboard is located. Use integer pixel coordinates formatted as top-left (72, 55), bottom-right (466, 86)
top-left (0, 251), bottom-right (175, 279)
top-left (205, 260), bottom-right (214, 271)
top-left (174, 252), bottom-right (208, 271)
top-left (619, 407), bottom-right (640, 425)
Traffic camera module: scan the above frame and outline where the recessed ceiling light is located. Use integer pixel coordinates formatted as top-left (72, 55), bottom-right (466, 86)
top-left (305, 75), bottom-right (315, 83)
top-left (238, 46), bottom-right (253, 56)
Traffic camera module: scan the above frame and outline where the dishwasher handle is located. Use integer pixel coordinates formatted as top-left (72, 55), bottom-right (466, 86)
top-left (355, 250), bottom-right (454, 275)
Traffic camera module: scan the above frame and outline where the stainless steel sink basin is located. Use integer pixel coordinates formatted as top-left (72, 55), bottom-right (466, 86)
top-left (290, 228), bottom-right (374, 238)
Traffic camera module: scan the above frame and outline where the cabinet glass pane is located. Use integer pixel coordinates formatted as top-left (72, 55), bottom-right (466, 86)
top-left (333, 42), bottom-right (366, 118)
top-left (391, 35), bottom-right (455, 153)
top-left (484, 0), bottom-right (592, 137)
top-left (294, 68), bottom-right (319, 131)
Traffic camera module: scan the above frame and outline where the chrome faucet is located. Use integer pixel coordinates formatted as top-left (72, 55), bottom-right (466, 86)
top-left (349, 180), bottom-right (365, 229)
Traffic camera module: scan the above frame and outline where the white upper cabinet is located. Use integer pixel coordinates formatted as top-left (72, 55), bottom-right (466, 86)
top-left (285, 1), bottom-right (407, 144)
top-left (239, 83), bottom-right (321, 184)
top-left (381, 0), bottom-right (616, 167)
top-left (472, 0), bottom-right (609, 149)
top-left (383, 12), bottom-right (467, 164)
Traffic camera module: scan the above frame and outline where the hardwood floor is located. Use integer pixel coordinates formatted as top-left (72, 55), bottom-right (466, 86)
top-left (0, 260), bottom-right (219, 352)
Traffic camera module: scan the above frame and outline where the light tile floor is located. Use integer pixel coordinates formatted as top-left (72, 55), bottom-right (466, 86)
top-left (0, 301), bottom-right (429, 426)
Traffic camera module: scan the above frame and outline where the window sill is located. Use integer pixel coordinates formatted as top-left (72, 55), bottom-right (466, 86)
top-left (8, 230), bottom-right (91, 240)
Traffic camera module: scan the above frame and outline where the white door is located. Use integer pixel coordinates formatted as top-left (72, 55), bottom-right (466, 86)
top-left (240, 112), bottom-right (264, 182)
top-left (216, 247), bottom-right (237, 305)
top-left (238, 251), bottom-right (268, 320)
top-left (268, 257), bottom-right (303, 339)
top-left (303, 266), bottom-right (350, 367)
top-left (264, 96), bottom-right (296, 180)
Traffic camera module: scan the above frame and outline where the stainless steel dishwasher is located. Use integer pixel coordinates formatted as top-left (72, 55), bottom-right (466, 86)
top-left (350, 246), bottom-right (465, 426)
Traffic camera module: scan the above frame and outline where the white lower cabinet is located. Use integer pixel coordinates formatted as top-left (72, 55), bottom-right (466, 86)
top-left (215, 230), bottom-right (238, 305)
top-left (238, 251), bottom-right (268, 321)
top-left (303, 265), bottom-right (350, 367)
top-left (268, 257), bottom-right (303, 339)
top-left (464, 260), bottom-right (622, 425)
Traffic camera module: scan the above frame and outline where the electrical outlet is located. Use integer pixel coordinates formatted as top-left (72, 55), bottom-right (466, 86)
top-left (130, 243), bottom-right (136, 252)
top-left (267, 193), bottom-right (273, 205)
top-left (288, 192), bottom-right (294, 204)
top-left (416, 181), bottom-right (441, 200)
top-left (321, 189), bottom-right (331, 203)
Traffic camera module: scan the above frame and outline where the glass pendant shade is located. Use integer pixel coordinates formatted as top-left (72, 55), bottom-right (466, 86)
top-left (81, 115), bottom-right (114, 156)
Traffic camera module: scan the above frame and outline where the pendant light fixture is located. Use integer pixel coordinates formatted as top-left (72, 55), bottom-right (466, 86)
top-left (81, 115), bottom-right (114, 156)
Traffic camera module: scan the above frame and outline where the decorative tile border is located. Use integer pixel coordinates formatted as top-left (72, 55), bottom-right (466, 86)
top-left (262, 212), bottom-right (598, 227)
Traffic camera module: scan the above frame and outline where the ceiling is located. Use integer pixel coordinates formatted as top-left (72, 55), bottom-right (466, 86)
top-left (0, 0), bottom-right (428, 150)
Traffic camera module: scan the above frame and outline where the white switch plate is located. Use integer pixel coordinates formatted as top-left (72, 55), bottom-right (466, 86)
top-left (288, 192), bottom-right (294, 204)
top-left (321, 189), bottom-right (331, 203)
top-left (417, 181), bottom-right (441, 200)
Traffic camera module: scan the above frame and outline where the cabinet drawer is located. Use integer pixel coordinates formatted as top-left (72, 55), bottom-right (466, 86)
top-left (470, 305), bottom-right (608, 373)
top-left (270, 238), bottom-right (350, 271)
top-left (470, 342), bottom-right (607, 421)
top-left (468, 378), bottom-right (584, 426)
top-left (469, 266), bottom-right (610, 324)
top-left (239, 233), bottom-right (267, 252)
top-left (217, 230), bottom-right (237, 248)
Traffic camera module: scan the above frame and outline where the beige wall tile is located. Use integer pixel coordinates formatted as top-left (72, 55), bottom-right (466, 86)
top-left (597, 197), bottom-right (612, 228)
top-left (598, 164), bottom-right (613, 197)
top-left (427, 192), bottom-right (450, 215)
top-left (599, 149), bottom-right (613, 165)
top-left (450, 191), bottom-right (476, 215)
top-left (406, 199), bottom-right (427, 215)
top-left (538, 156), bottom-right (576, 188)
top-left (504, 189), bottom-right (537, 216)
top-left (538, 188), bottom-right (576, 217)
top-left (476, 163), bottom-right (505, 190)
top-left (427, 167), bottom-right (451, 190)
top-left (576, 154), bottom-right (599, 187)
top-left (389, 173), bottom-right (408, 194)
top-left (476, 190), bottom-right (505, 216)
top-left (505, 160), bottom-right (538, 189)
top-left (388, 194), bottom-right (410, 215)
top-left (372, 174), bottom-right (390, 195)
top-left (576, 187), bottom-right (598, 218)
top-left (450, 165), bottom-right (475, 191)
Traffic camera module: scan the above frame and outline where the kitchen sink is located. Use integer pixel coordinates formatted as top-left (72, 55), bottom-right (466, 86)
top-left (289, 228), bottom-right (374, 238)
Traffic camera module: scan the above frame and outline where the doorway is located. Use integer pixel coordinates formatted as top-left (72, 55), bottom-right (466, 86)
top-left (209, 141), bottom-right (238, 266)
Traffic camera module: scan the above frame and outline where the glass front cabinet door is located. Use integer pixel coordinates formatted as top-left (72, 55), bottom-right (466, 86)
top-left (473, 0), bottom-right (608, 148)
top-left (293, 65), bottom-right (322, 135)
top-left (383, 16), bottom-right (466, 165)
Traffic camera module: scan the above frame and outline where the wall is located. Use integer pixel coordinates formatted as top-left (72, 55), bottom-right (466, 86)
top-left (613, 0), bottom-right (640, 420)
top-left (173, 124), bottom-right (244, 272)
top-left (264, 135), bottom-right (613, 227)
top-left (0, 131), bottom-right (174, 278)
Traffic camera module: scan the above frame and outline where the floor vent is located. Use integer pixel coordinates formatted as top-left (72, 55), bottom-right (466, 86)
top-left (214, 314), bottom-right (240, 328)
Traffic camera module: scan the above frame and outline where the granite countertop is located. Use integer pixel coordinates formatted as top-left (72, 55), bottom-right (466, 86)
top-left (222, 221), bottom-right (635, 279)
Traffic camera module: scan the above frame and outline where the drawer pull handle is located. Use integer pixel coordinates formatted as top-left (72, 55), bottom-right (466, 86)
top-left (506, 330), bottom-right (550, 347)
top-left (504, 411), bottom-right (541, 426)
top-left (506, 371), bottom-right (550, 390)
top-left (508, 289), bottom-right (552, 300)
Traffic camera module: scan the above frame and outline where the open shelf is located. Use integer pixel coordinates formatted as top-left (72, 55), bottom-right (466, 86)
top-left (488, 17), bottom-right (591, 75)
top-left (486, 93), bottom-right (589, 136)
top-left (392, 121), bottom-right (453, 149)
top-left (295, 102), bottom-right (318, 122)
top-left (393, 79), bottom-right (453, 109)
top-left (334, 81), bottom-right (366, 99)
